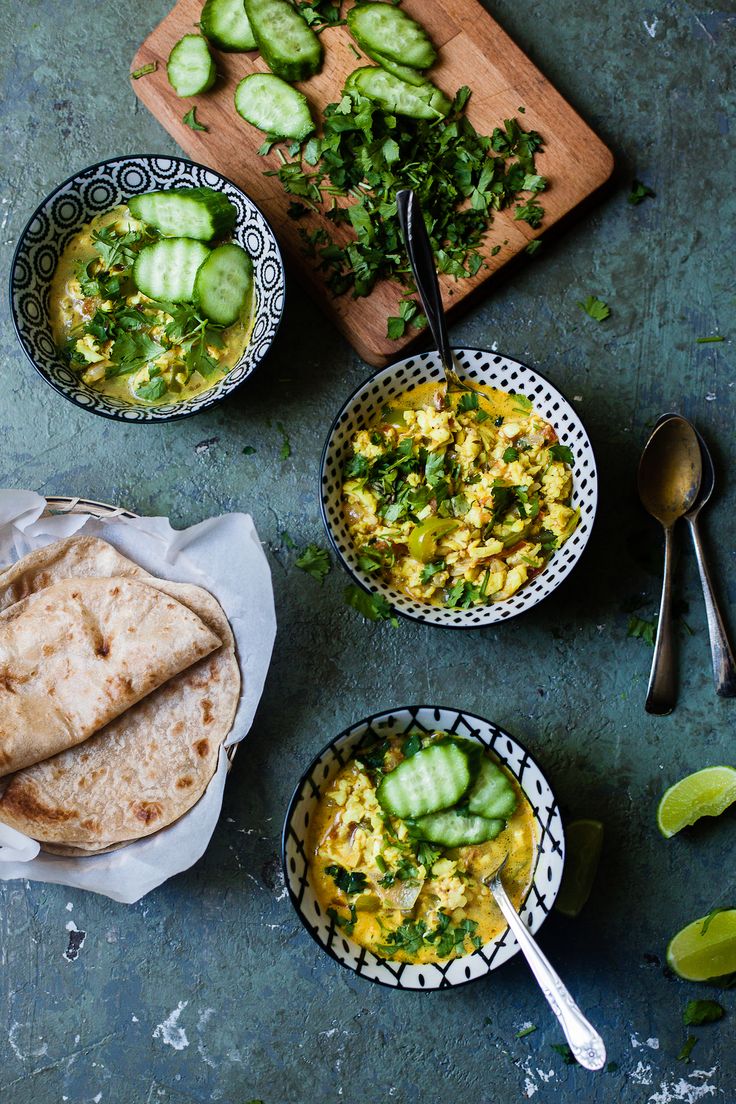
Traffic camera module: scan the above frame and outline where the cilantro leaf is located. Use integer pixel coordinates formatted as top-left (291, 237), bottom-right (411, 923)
top-left (683, 999), bottom-right (724, 1026)
top-left (416, 841), bottom-right (441, 870)
top-left (136, 376), bottom-right (168, 401)
top-left (578, 295), bottom-right (611, 322)
top-left (628, 179), bottom-right (655, 205)
top-left (108, 331), bottom-right (165, 376)
top-left (295, 544), bottom-right (331, 584)
top-left (344, 585), bottom-right (396, 624)
top-left (548, 443), bottom-right (574, 465)
top-left (242, 445), bottom-right (257, 456)
top-left (627, 614), bottom-right (656, 646)
top-left (327, 904), bottom-right (358, 935)
top-left (402, 732), bottom-right (422, 758)
top-left (696, 335), bottom-right (724, 344)
top-left (457, 392), bottom-right (479, 413)
top-left (550, 1043), bottom-right (578, 1065)
top-left (183, 107), bottom-right (207, 131)
top-left (677, 1036), bottom-right (698, 1063)
top-left (503, 446), bottom-right (518, 462)
top-left (276, 421), bottom-right (291, 460)
top-left (387, 315), bottom-right (406, 340)
top-left (325, 864), bottom-right (368, 895)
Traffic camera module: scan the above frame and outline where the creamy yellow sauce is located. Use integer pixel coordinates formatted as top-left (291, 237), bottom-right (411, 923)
top-left (341, 380), bottom-right (578, 608)
top-left (309, 734), bottom-right (537, 964)
top-left (50, 206), bottom-right (254, 405)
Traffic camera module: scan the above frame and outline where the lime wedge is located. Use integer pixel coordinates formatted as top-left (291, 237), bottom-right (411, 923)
top-left (667, 910), bottom-right (736, 981)
top-left (555, 819), bottom-right (604, 918)
top-left (657, 765), bottom-right (736, 838)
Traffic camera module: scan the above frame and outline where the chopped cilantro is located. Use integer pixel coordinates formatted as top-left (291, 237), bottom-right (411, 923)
top-left (683, 999), bottom-right (724, 1026)
top-left (525, 239), bottom-right (542, 255)
top-left (420, 559), bottom-right (445, 584)
top-left (628, 179), bottom-right (655, 205)
top-left (457, 392), bottom-right (479, 413)
top-left (578, 295), bottom-right (611, 322)
top-left (503, 446), bottom-right (518, 462)
top-left (416, 841), bottom-right (441, 870)
top-left (281, 530), bottom-right (297, 550)
top-left (386, 297), bottom-right (426, 340)
top-left (295, 0), bottom-right (344, 30)
top-left (402, 731), bottom-right (422, 758)
top-left (183, 107), bottom-right (207, 131)
top-left (327, 904), bottom-right (358, 935)
top-left (516, 1024), bottom-right (537, 1039)
top-left (550, 1043), bottom-right (578, 1065)
top-left (108, 331), bottom-right (165, 376)
top-left (696, 335), bottom-right (724, 344)
top-left (325, 864), bottom-right (368, 896)
top-left (276, 421), bottom-right (291, 460)
top-left (344, 585), bottom-right (397, 625)
top-left (131, 61), bottom-right (157, 79)
top-left (677, 1035), bottom-right (698, 1063)
top-left (627, 615), bottom-right (656, 646)
top-left (548, 443), bottom-right (574, 465)
top-left (295, 544), bottom-right (331, 584)
top-left (242, 445), bottom-right (257, 456)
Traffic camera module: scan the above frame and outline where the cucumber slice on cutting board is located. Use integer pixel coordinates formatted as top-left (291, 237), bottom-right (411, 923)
top-left (194, 243), bottom-right (253, 326)
top-left (127, 188), bottom-right (236, 241)
top-left (412, 810), bottom-right (505, 847)
top-left (244, 0), bottom-right (322, 82)
top-left (133, 238), bottom-right (211, 303)
top-left (345, 67), bottom-right (451, 120)
top-left (235, 73), bottom-right (315, 140)
top-left (200, 0), bottom-right (257, 51)
top-left (167, 34), bottom-right (216, 97)
top-left (377, 742), bottom-right (471, 819)
top-left (372, 55), bottom-right (428, 88)
top-left (347, 3), bottom-right (437, 70)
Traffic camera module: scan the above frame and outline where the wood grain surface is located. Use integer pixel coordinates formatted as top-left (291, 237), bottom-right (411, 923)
top-left (131, 0), bottom-right (613, 366)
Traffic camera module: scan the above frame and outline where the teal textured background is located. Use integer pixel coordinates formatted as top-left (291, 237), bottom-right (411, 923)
top-left (1, 2), bottom-right (734, 1101)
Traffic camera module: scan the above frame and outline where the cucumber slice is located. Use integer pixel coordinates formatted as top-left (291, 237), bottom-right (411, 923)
top-left (235, 73), bottom-right (315, 140)
top-left (127, 188), bottom-right (236, 241)
top-left (413, 810), bottom-right (505, 847)
top-left (244, 0), bottom-right (322, 82)
top-left (373, 54), bottom-right (428, 88)
top-left (200, 0), bottom-right (257, 51)
top-left (167, 34), bottom-right (216, 97)
top-left (347, 3), bottom-right (437, 70)
top-left (133, 238), bottom-right (211, 303)
top-left (377, 742), bottom-right (470, 819)
top-left (346, 67), bottom-right (451, 120)
top-left (466, 759), bottom-right (518, 820)
top-left (194, 243), bottom-right (253, 326)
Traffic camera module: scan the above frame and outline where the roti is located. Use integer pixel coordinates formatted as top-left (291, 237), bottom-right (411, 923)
top-left (0, 576), bottom-right (221, 777)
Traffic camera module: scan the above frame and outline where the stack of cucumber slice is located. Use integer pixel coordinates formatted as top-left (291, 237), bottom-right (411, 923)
top-left (127, 188), bottom-right (253, 327)
top-left (377, 738), bottom-right (518, 847)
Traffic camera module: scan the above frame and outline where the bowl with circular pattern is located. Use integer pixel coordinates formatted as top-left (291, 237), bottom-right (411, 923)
top-left (282, 705), bottom-right (565, 990)
top-left (320, 348), bottom-right (598, 627)
top-left (9, 154), bottom-right (285, 422)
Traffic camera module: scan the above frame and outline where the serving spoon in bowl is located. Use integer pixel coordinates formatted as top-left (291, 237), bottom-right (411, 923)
top-left (484, 857), bottom-right (607, 1072)
top-left (396, 188), bottom-right (485, 398)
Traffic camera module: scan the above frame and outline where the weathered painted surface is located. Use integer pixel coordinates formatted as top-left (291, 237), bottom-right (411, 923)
top-left (0, 2), bottom-right (734, 1102)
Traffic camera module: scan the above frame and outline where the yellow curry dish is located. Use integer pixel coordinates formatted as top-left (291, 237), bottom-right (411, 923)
top-left (308, 730), bottom-right (537, 965)
top-left (50, 187), bottom-right (255, 406)
top-left (341, 382), bottom-right (578, 608)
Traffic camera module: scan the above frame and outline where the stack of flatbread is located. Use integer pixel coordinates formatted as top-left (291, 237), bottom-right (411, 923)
top-left (0, 536), bottom-right (240, 856)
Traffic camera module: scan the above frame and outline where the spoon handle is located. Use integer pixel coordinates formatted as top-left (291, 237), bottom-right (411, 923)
top-left (687, 517), bottom-right (736, 697)
top-left (489, 876), bottom-right (607, 1071)
top-left (646, 524), bottom-right (678, 715)
top-left (395, 189), bottom-right (454, 373)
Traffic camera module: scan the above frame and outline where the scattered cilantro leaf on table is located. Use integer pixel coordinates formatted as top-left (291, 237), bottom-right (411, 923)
top-left (295, 544), bottom-right (331, 583)
top-left (696, 335), bottom-right (724, 344)
top-left (281, 530), bottom-right (297, 550)
top-left (683, 999), bottom-right (724, 1026)
top-left (677, 1035), bottom-right (698, 1063)
top-left (242, 445), bottom-right (257, 456)
top-left (550, 1043), bottom-right (578, 1065)
top-left (525, 239), bottom-right (542, 255)
top-left (276, 421), bottom-right (291, 459)
top-left (627, 614), bottom-right (656, 646)
top-left (516, 1024), bottom-right (537, 1039)
top-left (628, 179), bottom-right (655, 205)
top-left (578, 295), bottom-right (611, 322)
top-left (183, 107), bottom-right (207, 131)
top-left (344, 585), bottom-right (397, 625)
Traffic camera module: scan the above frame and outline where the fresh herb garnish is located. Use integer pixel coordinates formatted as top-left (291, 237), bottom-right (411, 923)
top-left (548, 443), bottom-right (574, 465)
top-left (457, 392), bottom-right (479, 413)
top-left (683, 999), bottom-right (724, 1026)
top-left (135, 374), bottom-right (168, 402)
top-left (578, 295), bottom-right (611, 322)
top-left (677, 1035), bottom-right (698, 1063)
top-left (281, 530), bottom-right (297, 550)
top-left (628, 179), bottom-right (655, 205)
top-left (420, 559), bottom-right (446, 584)
top-left (696, 335), bottom-right (724, 344)
top-left (295, 0), bottom-right (344, 30)
top-left (550, 1043), bottom-right (578, 1065)
top-left (108, 331), bottom-right (166, 376)
top-left (516, 1024), bottom-right (537, 1039)
top-left (242, 445), bottom-right (257, 456)
top-left (525, 239), bottom-right (542, 255)
top-left (503, 446), bottom-right (518, 462)
top-left (131, 61), bottom-right (157, 79)
top-left (386, 297), bottom-right (426, 340)
top-left (327, 904), bottom-right (358, 935)
top-left (183, 107), bottom-right (207, 131)
top-left (627, 614), bottom-right (656, 646)
top-left (295, 544), bottom-right (331, 583)
top-left (276, 421), bottom-right (291, 460)
top-left (416, 841), bottom-right (441, 870)
top-left (344, 585), bottom-right (397, 625)
top-left (325, 864), bottom-right (368, 896)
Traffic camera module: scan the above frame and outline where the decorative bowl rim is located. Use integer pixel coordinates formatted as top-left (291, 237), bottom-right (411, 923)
top-left (8, 153), bottom-right (286, 424)
top-left (281, 703), bottom-right (565, 990)
top-left (319, 346), bottom-right (598, 628)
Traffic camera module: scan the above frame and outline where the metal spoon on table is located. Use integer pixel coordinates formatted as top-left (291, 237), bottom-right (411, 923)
top-left (396, 188), bottom-right (484, 397)
top-left (484, 857), bottom-right (607, 1071)
top-left (637, 416), bottom-right (702, 715)
top-left (684, 425), bottom-right (736, 697)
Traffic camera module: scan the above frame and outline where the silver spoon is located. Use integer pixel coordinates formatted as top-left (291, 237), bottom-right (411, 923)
top-left (396, 188), bottom-right (484, 397)
top-left (484, 857), bottom-right (607, 1071)
top-left (684, 424), bottom-right (736, 697)
top-left (637, 416), bottom-right (702, 715)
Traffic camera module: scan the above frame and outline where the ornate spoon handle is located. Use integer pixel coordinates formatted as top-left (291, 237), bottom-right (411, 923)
top-left (687, 516), bottom-right (736, 697)
top-left (489, 875), bottom-right (607, 1071)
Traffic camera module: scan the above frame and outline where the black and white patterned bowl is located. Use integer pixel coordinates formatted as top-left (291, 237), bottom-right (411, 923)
top-left (9, 155), bottom-right (285, 422)
top-left (320, 349), bottom-right (597, 626)
top-left (282, 705), bottom-right (564, 990)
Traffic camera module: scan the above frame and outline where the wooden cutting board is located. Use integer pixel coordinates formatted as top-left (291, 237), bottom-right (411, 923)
top-left (131, 0), bottom-right (613, 367)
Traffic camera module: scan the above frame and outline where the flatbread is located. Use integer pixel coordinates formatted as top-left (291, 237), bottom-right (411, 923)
top-left (0, 576), bottom-right (221, 777)
top-left (0, 536), bottom-right (147, 612)
top-left (0, 580), bottom-right (240, 848)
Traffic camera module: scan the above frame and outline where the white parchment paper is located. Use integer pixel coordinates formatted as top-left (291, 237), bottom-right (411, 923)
top-left (0, 490), bottom-right (276, 903)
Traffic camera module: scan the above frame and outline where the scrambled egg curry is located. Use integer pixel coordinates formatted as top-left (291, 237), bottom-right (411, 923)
top-left (341, 383), bottom-right (578, 608)
top-left (309, 731), bottom-right (537, 964)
